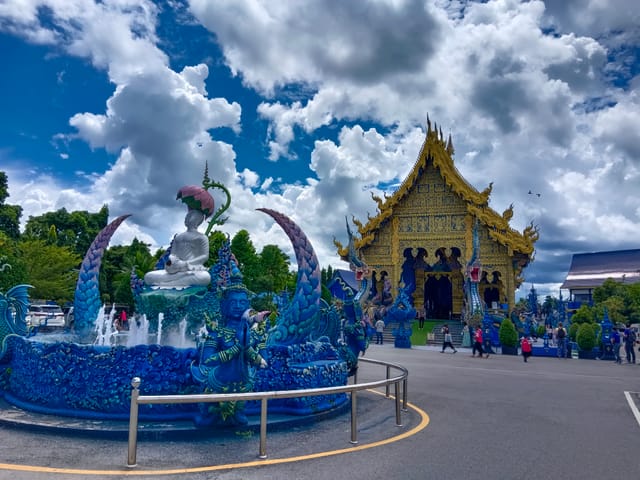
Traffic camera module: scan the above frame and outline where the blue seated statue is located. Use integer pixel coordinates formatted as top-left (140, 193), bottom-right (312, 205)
top-left (191, 280), bottom-right (269, 426)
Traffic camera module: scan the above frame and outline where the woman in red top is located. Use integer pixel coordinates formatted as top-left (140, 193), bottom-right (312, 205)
top-left (472, 327), bottom-right (486, 358)
top-left (521, 336), bottom-right (532, 362)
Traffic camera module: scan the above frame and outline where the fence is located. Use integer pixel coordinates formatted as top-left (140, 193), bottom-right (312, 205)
top-left (127, 357), bottom-right (409, 467)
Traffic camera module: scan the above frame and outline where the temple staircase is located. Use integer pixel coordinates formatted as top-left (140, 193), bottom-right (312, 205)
top-left (425, 321), bottom-right (465, 348)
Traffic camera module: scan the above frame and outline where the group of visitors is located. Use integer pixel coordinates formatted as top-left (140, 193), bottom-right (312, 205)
top-left (611, 323), bottom-right (637, 364)
top-left (440, 322), bottom-right (489, 358)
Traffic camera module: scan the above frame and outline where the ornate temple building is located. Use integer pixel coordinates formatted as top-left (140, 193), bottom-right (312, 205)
top-left (335, 120), bottom-right (538, 319)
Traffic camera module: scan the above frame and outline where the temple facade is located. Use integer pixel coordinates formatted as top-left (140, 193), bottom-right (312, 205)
top-left (335, 120), bottom-right (538, 319)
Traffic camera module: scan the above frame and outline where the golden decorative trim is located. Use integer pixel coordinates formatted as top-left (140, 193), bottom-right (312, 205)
top-left (334, 120), bottom-right (536, 306)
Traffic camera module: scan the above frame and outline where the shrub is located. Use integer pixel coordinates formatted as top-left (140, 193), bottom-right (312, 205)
top-left (499, 318), bottom-right (518, 347)
top-left (576, 323), bottom-right (596, 351)
top-left (569, 323), bottom-right (579, 341)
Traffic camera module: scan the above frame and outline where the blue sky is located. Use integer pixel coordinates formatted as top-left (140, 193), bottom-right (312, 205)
top-left (1, 0), bottom-right (639, 300)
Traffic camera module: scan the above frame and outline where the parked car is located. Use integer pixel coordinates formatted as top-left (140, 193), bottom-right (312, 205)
top-left (27, 304), bottom-right (66, 328)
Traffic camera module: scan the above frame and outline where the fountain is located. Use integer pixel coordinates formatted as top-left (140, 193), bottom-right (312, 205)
top-left (0, 180), bottom-right (371, 426)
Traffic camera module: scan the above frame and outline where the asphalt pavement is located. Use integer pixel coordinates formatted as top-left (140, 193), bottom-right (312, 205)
top-left (0, 344), bottom-right (639, 480)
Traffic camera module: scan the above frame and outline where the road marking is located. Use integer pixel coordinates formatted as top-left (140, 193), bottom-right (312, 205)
top-left (624, 391), bottom-right (640, 428)
top-left (0, 391), bottom-right (430, 476)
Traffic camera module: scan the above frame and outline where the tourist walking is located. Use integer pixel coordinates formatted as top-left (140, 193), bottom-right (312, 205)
top-left (611, 327), bottom-right (622, 364)
top-left (374, 317), bottom-right (385, 345)
top-left (417, 306), bottom-right (426, 330)
top-left (521, 335), bottom-right (532, 362)
top-left (623, 323), bottom-right (637, 364)
top-left (472, 326), bottom-right (487, 358)
top-left (556, 322), bottom-right (567, 358)
top-left (440, 324), bottom-right (457, 353)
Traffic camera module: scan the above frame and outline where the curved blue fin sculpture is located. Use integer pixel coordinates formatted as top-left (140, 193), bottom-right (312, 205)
top-left (73, 214), bottom-right (131, 337)
top-left (258, 208), bottom-right (321, 346)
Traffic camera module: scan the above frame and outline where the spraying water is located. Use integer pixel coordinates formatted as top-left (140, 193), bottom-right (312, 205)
top-left (156, 313), bottom-right (164, 344)
top-left (126, 314), bottom-right (150, 347)
top-left (93, 305), bottom-right (118, 346)
top-left (178, 317), bottom-right (187, 348)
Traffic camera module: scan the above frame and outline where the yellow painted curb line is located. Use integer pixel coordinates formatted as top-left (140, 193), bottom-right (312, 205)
top-left (0, 391), bottom-right (430, 476)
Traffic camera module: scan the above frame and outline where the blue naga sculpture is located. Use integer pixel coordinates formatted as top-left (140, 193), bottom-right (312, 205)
top-left (74, 214), bottom-right (131, 338)
top-left (0, 284), bottom-right (31, 362)
top-left (463, 219), bottom-right (484, 323)
top-left (388, 286), bottom-right (416, 348)
top-left (332, 217), bottom-right (374, 371)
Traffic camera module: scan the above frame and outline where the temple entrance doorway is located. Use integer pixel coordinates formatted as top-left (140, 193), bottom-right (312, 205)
top-left (424, 273), bottom-right (453, 320)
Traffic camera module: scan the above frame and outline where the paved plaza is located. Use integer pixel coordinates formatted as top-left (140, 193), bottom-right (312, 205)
top-left (0, 344), bottom-right (639, 479)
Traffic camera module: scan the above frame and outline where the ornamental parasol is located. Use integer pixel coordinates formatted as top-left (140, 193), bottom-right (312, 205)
top-left (176, 185), bottom-right (215, 218)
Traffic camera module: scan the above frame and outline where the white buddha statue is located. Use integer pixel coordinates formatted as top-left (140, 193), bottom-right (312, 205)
top-left (145, 205), bottom-right (211, 289)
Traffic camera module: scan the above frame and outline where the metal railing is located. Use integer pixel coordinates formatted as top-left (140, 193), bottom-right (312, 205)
top-left (127, 357), bottom-right (408, 468)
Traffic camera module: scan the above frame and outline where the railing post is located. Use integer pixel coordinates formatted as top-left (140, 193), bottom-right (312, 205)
top-left (349, 390), bottom-right (358, 444)
top-left (402, 377), bottom-right (408, 412)
top-left (127, 377), bottom-right (141, 468)
top-left (394, 381), bottom-right (402, 426)
top-left (258, 397), bottom-right (268, 459)
top-left (385, 365), bottom-right (391, 397)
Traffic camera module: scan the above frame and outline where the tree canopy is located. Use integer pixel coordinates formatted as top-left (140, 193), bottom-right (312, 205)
top-left (18, 239), bottom-right (80, 305)
top-left (0, 172), bottom-right (22, 240)
top-left (23, 205), bottom-right (109, 257)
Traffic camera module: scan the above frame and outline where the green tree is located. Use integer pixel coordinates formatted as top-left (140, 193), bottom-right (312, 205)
top-left (231, 230), bottom-right (260, 290)
top-left (592, 279), bottom-right (640, 324)
top-left (102, 239), bottom-right (155, 308)
top-left (0, 172), bottom-right (7, 204)
top-left (596, 297), bottom-right (626, 325)
top-left (321, 265), bottom-right (334, 286)
top-left (0, 171), bottom-right (22, 240)
top-left (570, 304), bottom-right (595, 324)
top-left (23, 206), bottom-right (109, 257)
top-left (321, 283), bottom-right (332, 304)
top-left (0, 232), bottom-right (28, 292)
top-left (18, 239), bottom-right (80, 305)
top-left (208, 230), bottom-right (228, 265)
top-left (593, 278), bottom-right (624, 303)
top-left (253, 244), bottom-right (291, 294)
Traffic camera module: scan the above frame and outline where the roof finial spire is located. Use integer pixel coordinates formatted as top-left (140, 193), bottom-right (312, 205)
top-left (446, 133), bottom-right (454, 155)
top-left (426, 114), bottom-right (431, 134)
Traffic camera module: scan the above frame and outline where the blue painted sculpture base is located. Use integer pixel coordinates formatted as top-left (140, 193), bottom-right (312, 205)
top-left (531, 346), bottom-right (557, 357)
top-left (0, 336), bottom-right (351, 422)
top-left (394, 337), bottom-right (412, 348)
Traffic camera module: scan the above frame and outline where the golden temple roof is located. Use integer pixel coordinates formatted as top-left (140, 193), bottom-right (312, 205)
top-left (335, 119), bottom-right (538, 259)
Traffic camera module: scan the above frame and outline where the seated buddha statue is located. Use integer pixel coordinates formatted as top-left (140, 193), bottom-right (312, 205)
top-left (144, 209), bottom-right (211, 288)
